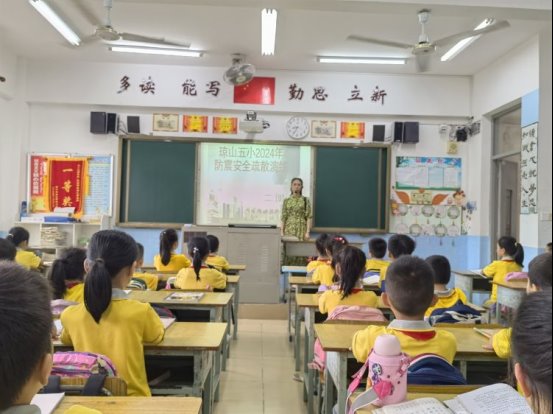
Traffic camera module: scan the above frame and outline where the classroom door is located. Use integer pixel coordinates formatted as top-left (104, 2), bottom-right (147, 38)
top-left (492, 107), bottom-right (521, 251)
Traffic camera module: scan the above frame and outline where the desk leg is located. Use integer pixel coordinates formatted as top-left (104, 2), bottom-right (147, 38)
top-left (288, 284), bottom-right (294, 342)
top-left (203, 356), bottom-right (214, 414)
top-left (324, 365), bottom-right (335, 414)
top-left (460, 360), bottom-right (468, 379)
top-left (223, 305), bottom-right (230, 371)
top-left (295, 302), bottom-right (302, 372)
top-left (214, 345), bottom-right (222, 403)
top-left (233, 283), bottom-right (240, 340)
top-left (304, 308), bottom-right (315, 414)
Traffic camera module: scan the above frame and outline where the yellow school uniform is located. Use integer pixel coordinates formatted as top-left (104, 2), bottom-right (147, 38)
top-left (154, 253), bottom-right (191, 272)
top-left (483, 259), bottom-right (522, 302)
top-left (425, 288), bottom-right (468, 318)
top-left (133, 272), bottom-right (159, 290)
top-left (64, 283), bottom-right (85, 303)
top-left (174, 267), bottom-right (227, 290)
top-left (492, 328), bottom-right (512, 359)
top-left (378, 261), bottom-right (391, 287)
top-left (206, 255), bottom-right (230, 273)
top-left (312, 263), bottom-right (335, 287)
top-left (60, 291), bottom-right (164, 396)
top-left (15, 249), bottom-right (41, 270)
top-left (319, 289), bottom-right (379, 315)
top-left (307, 259), bottom-right (330, 274)
top-left (365, 258), bottom-right (389, 273)
top-left (352, 319), bottom-right (457, 365)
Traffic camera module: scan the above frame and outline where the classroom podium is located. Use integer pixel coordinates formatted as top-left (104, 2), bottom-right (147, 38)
top-left (182, 225), bottom-right (281, 304)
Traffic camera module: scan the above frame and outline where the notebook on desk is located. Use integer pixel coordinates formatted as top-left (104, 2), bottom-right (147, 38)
top-left (373, 384), bottom-right (531, 414)
top-left (31, 393), bottom-right (64, 414)
top-left (160, 317), bottom-right (176, 330)
top-left (164, 292), bottom-right (205, 302)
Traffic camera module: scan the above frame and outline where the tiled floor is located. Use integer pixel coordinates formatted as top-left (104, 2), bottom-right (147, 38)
top-left (214, 319), bottom-right (306, 414)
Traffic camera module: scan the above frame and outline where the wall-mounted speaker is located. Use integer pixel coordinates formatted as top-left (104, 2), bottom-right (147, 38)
top-left (127, 116), bottom-right (140, 134)
top-left (90, 112), bottom-right (107, 134)
top-left (403, 122), bottom-right (419, 143)
top-left (372, 125), bottom-right (386, 142)
top-left (107, 113), bottom-right (117, 134)
top-left (393, 122), bottom-right (404, 143)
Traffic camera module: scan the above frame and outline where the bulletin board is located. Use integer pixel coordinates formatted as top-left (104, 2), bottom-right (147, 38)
top-left (27, 154), bottom-right (114, 219)
top-left (395, 156), bottom-right (462, 191)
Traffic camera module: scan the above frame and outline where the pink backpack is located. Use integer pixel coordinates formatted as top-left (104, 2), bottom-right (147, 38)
top-left (52, 352), bottom-right (117, 377)
top-left (310, 306), bottom-right (388, 372)
top-left (506, 271), bottom-right (528, 281)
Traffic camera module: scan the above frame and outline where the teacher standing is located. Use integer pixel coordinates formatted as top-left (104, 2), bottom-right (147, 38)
top-left (281, 177), bottom-right (312, 244)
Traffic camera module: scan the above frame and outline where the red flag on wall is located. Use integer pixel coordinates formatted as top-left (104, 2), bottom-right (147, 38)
top-left (233, 77), bottom-right (276, 105)
top-left (49, 159), bottom-right (86, 215)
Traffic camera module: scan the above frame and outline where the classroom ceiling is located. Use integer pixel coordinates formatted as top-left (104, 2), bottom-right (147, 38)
top-left (0, 0), bottom-right (551, 76)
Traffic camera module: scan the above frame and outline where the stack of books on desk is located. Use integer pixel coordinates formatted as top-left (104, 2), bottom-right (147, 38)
top-left (165, 292), bottom-right (205, 302)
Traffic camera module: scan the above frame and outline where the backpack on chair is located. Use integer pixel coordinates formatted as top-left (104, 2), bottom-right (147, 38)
top-left (408, 354), bottom-right (467, 385)
top-left (311, 306), bottom-right (388, 372)
top-left (429, 300), bottom-right (482, 325)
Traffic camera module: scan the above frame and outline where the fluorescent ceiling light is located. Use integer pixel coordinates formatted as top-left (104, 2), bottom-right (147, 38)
top-left (441, 18), bottom-right (495, 62)
top-left (262, 9), bottom-right (278, 56)
top-left (110, 46), bottom-right (203, 57)
top-left (318, 56), bottom-right (406, 65)
top-left (29, 0), bottom-right (81, 46)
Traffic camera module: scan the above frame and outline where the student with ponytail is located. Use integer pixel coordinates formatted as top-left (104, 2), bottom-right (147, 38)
top-left (483, 236), bottom-right (525, 304)
top-left (49, 247), bottom-right (87, 302)
top-left (6, 226), bottom-right (42, 270)
top-left (319, 246), bottom-right (378, 316)
top-left (174, 237), bottom-right (226, 290)
top-left (154, 228), bottom-right (191, 272)
top-left (60, 230), bottom-right (164, 397)
top-left (312, 234), bottom-right (349, 287)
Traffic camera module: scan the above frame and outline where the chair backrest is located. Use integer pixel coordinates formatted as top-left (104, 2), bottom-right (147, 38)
top-left (60, 377), bottom-right (128, 396)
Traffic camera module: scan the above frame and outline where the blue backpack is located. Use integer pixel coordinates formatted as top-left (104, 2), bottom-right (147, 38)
top-left (408, 354), bottom-right (467, 385)
top-left (429, 300), bottom-right (482, 325)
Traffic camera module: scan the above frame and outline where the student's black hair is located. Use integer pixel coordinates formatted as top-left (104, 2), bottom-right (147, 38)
top-left (528, 252), bottom-right (552, 290)
top-left (159, 229), bottom-right (179, 266)
top-left (6, 226), bottom-right (30, 247)
top-left (136, 243), bottom-right (144, 261)
top-left (387, 234), bottom-right (416, 259)
top-left (188, 237), bottom-right (210, 281)
top-left (0, 238), bottom-right (16, 261)
top-left (333, 246), bottom-right (366, 299)
top-left (206, 235), bottom-right (220, 254)
top-left (84, 230), bottom-right (137, 324)
top-left (49, 247), bottom-right (87, 300)
top-left (546, 242), bottom-right (552, 254)
top-left (369, 237), bottom-right (387, 259)
top-left (290, 177), bottom-right (304, 195)
top-left (326, 234), bottom-right (349, 258)
top-left (386, 256), bottom-right (434, 317)
top-left (315, 233), bottom-right (330, 257)
top-left (0, 262), bottom-right (52, 410)
top-left (511, 291), bottom-right (552, 414)
top-left (425, 255), bottom-right (452, 285)
top-left (498, 236), bottom-right (524, 267)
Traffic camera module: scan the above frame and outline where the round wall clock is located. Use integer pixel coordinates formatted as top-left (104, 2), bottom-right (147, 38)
top-left (286, 117), bottom-right (310, 140)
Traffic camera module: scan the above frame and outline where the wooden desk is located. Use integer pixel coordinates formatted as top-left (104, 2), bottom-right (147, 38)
top-left (54, 396), bottom-right (202, 414)
top-left (316, 323), bottom-right (501, 414)
top-left (494, 279), bottom-right (527, 323)
top-left (55, 323), bottom-right (225, 414)
top-left (281, 265), bottom-right (309, 303)
top-left (453, 270), bottom-right (492, 303)
top-left (129, 291), bottom-right (233, 371)
top-left (356, 392), bottom-right (456, 413)
top-left (227, 264), bottom-right (246, 275)
top-left (288, 276), bottom-right (318, 342)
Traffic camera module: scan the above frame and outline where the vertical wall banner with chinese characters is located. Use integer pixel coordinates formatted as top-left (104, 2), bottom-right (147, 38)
top-left (30, 155), bottom-right (48, 212)
top-left (183, 115), bottom-right (208, 133)
top-left (213, 117), bottom-right (238, 134)
top-left (521, 123), bottom-right (538, 214)
top-left (340, 122), bottom-right (365, 139)
top-left (234, 77), bottom-right (276, 105)
top-left (48, 158), bottom-right (88, 216)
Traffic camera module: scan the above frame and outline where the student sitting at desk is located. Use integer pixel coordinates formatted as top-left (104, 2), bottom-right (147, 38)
top-left (365, 237), bottom-right (389, 275)
top-left (486, 252), bottom-right (551, 358)
top-left (132, 243), bottom-right (159, 290)
top-left (312, 235), bottom-right (348, 288)
top-left (49, 247), bottom-right (87, 303)
top-left (205, 235), bottom-right (230, 273)
top-left (175, 236), bottom-right (227, 291)
top-left (61, 230), bottom-right (165, 397)
top-left (424, 255), bottom-right (467, 318)
top-left (306, 233), bottom-right (331, 274)
top-left (319, 246), bottom-right (378, 316)
top-left (154, 228), bottom-right (191, 272)
top-left (379, 234), bottom-right (416, 291)
top-left (512, 291), bottom-right (552, 414)
top-left (0, 238), bottom-right (16, 261)
top-left (483, 236), bottom-right (524, 306)
top-left (352, 256), bottom-right (457, 365)
top-left (6, 227), bottom-right (42, 271)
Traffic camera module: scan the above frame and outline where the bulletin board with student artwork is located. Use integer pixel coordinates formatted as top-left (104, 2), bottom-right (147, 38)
top-left (27, 154), bottom-right (113, 219)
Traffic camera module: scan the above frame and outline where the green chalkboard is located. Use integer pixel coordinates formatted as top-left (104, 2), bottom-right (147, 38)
top-left (313, 146), bottom-right (389, 232)
top-left (119, 139), bottom-right (196, 224)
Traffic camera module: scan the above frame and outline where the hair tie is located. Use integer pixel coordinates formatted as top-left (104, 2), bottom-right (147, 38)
top-left (193, 247), bottom-right (199, 254)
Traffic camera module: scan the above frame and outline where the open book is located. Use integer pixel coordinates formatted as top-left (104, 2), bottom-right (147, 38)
top-left (31, 393), bottom-right (64, 414)
top-left (373, 384), bottom-right (532, 414)
top-left (160, 317), bottom-right (176, 330)
top-left (165, 292), bottom-right (205, 302)
top-left (363, 275), bottom-right (381, 286)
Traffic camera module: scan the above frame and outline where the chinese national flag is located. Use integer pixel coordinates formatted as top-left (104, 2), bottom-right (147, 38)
top-left (233, 77), bottom-right (276, 105)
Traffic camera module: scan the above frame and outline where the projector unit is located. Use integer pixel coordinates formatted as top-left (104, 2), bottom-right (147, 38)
top-left (239, 120), bottom-right (264, 134)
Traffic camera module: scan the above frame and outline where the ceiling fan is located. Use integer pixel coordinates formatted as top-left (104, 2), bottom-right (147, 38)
top-left (348, 10), bottom-right (510, 72)
top-left (78, 0), bottom-right (190, 48)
